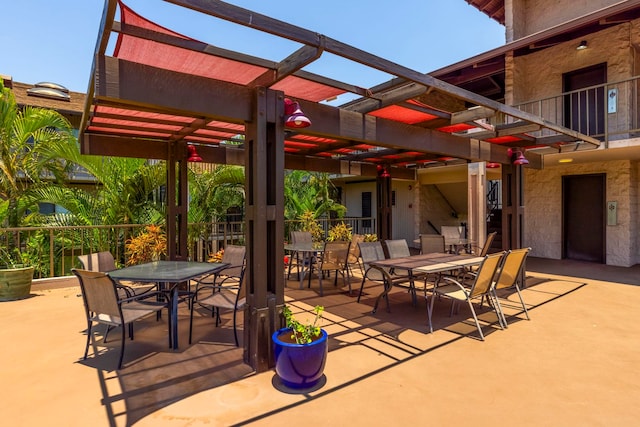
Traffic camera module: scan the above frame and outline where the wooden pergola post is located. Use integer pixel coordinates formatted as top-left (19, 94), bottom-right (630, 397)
top-left (502, 163), bottom-right (525, 250)
top-left (243, 87), bottom-right (286, 372)
top-left (376, 166), bottom-right (392, 241)
top-left (166, 140), bottom-right (189, 261)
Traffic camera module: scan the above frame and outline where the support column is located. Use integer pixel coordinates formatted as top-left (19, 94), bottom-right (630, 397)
top-left (501, 163), bottom-right (524, 250)
top-left (467, 162), bottom-right (487, 252)
top-left (166, 140), bottom-right (189, 260)
top-left (376, 166), bottom-right (392, 241)
top-left (243, 87), bottom-right (285, 372)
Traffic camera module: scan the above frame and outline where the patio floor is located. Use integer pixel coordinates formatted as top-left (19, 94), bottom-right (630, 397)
top-left (2, 257), bottom-right (640, 426)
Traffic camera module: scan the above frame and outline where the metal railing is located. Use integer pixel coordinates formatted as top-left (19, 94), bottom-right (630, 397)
top-left (0, 217), bottom-right (376, 279)
top-left (514, 75), bottom-right (640, 145)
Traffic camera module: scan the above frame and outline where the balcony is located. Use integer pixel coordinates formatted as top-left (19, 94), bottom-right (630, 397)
top-left (515, 75), bottom-right (640, 147)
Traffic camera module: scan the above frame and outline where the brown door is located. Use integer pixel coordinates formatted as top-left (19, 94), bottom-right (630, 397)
top-left (562, 174), bottom-right (605, 263)
top-left (563, 63), bottom-right (606, 137)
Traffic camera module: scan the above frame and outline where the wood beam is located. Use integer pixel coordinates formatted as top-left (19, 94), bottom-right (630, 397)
top-left (496, 122), bottom-right (541, 136)
top-left (95, 56), bottom-right (253, 123)
top-left (249, 44), bottom-right (324, 88)
top-left (162, 0), bottom-right (598, 147)
top-left (89, 58), bottom-right (510, 164)
top-left (450, 106), bottom-right (496, 124)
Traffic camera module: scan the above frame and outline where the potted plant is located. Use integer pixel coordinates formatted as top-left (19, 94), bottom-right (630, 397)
top-left (272, 305), bottom-right (328, 389)
top-left (0, 247), bottom-right (34, 301)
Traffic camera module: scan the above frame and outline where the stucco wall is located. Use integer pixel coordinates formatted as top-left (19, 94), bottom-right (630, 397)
top-left (338, 180), bottom-right (417, 242)
top-left (524, 160), bottom-right (638, 266)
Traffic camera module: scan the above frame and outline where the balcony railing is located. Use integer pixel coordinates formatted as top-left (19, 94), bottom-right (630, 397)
top-left (0, 217), bottom-right (376, 279)
top-left (514, 75), bottom-right (640, 145)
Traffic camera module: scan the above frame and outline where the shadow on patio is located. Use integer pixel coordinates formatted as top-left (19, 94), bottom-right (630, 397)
top-left (1, 259), bottom-right (639, 426)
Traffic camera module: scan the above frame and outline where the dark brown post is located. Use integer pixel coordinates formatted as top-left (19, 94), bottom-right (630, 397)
top-left (376, 166), bottom-right (393, 241)
top-left (501, 163), bottom-right (525, 250)
top-left (243, 87), bottom-right (285, 372)
top-left (501, 163), bottom-right (527, 285)
top-left (166, 140), bottom-right (189, 260)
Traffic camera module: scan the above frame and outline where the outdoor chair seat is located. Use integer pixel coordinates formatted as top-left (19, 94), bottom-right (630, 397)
top-left (77, 252), bottom-right (157, 299)
top-left (428, 251), bottom-right (505, 340)
top-left (491, 247), bottom-right (531, 327)
top-left (72, 268), bottom-right (170, 370)
top-left (189, 245), bottom-right (247, 346)
top-left (357, 241), bottom-right (417, 311)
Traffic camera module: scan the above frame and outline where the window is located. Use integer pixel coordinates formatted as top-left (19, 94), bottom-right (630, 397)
top-left (362, 191), bottom-right (372, 227)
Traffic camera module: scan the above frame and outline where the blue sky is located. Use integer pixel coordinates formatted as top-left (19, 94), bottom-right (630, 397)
top-left (2, 1), bottom-right (505, 94)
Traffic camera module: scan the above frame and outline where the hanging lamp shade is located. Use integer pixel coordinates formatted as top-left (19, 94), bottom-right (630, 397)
top-left (513, 152), bottom-right (529, 165)
top-left (187, 144), bottom-right (203, 162)
top-left (284, 98), bottom-right (311, 128)
top-left (508, 148), bottom-right (529, 166)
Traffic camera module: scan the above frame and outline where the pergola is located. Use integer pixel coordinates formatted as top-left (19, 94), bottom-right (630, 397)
top-left (79, 0), bottom-right (598, 371)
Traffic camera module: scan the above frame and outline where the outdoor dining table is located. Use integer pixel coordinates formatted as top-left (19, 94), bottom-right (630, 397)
top-left (284, 243), bottom-right (325, 290)
top-left (369, 253), bottom-right (484, 314)
top-left (108, 260), bottom-right (228, 350)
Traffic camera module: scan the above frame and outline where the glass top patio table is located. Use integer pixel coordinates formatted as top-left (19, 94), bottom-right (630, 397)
top-left (284, 243), bottom-right (325, 289)
top-left (109, 260), bottom-right (228, 349)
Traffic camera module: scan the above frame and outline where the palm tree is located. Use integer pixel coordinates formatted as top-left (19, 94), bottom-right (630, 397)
top-left (0, 79), bottom-right (76, 227)
top-left (284, 170), bottom-right (346, 222)
top-left (188, 165), bottom-right (245, 224)
top-left (33, 146), bottom-right (167, 227)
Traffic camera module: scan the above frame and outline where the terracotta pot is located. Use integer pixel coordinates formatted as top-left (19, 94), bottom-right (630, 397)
top-left (0, 266), bottom-right (34, 301)
top-left (272, 327), bottom-right (328, 389)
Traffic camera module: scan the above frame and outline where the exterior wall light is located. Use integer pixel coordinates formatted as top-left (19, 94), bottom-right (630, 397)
top-left (187, 144), bottom-right (203, 162)
top-left (284, 98), bottom-right (311, 128)
top-left (507, 148), bottom-right (529, 165)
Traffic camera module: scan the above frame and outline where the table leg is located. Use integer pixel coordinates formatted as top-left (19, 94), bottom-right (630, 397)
top-left (298, 252), bottom-right (308, 289)
top-left (171, 285), bottom-right (178, 349)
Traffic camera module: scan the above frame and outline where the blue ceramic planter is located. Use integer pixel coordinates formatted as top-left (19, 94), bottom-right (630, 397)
top-left (272, 327), bottom-right (328, 389)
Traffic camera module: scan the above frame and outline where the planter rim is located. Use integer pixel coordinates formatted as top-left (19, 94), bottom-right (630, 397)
top-left (272, 327), bottom-right (328, 348)
top-left (0, 266), bottom-right (34, 272)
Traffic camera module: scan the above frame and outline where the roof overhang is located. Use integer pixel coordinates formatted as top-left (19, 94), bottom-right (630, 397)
top-left (80, 0), bottom-right (599, 175)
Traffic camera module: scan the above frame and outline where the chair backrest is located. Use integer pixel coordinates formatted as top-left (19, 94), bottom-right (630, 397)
top-left (291, 231), bottom-right (312, 244)
top-left (385, 239), bottom-right (411, 258)
top-left (469, 252), bottom-right (505, 298)
top-left (441, 225), bottom-right (464, 240)
top-left (348, 234), bottom-right (365, 263)
top-left (72, 268), bottom-right (121, 320)
top-left (420, 234), bottom-right (445, 254)
top-left (478, 232), bottom-right (498, 256)
top-left (221, 245), bottom-right (247, 280)
top-left (359, 241), bottom-right (387, 281)
top-left (322, 241), bottom-right (350, 268)
top-left (77, 251), bottom-right (117, 272)
top-left (494, 247), bottom-right (530, 290)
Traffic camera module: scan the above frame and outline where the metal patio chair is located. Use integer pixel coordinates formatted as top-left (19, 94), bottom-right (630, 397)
top-left (189, 245), bottom-right (247, 346)
top-left (428, 251), bottom-right (505, 340)
top-left (72, 268), bottom-right (169, 370)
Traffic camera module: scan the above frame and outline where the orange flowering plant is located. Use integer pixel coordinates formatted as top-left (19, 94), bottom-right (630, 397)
top-left (125, 225), bottom-right (167, 265)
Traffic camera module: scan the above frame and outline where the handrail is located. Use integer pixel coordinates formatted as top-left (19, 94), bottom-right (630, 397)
top-left (0, 217), bottom-right (376, 279)
top-left (514, 74), bottom-right (640, 145)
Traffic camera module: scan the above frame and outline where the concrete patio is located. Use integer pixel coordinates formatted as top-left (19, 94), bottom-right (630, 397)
top-left (1, 257), bottom-right (639, 426)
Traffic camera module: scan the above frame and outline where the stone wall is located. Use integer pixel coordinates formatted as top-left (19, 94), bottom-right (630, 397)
top-left (524, 160), bottom-right (638, 266)
top-left (512, 23), bottom-right (634, 103)
top-left (506, 0), bottom-right (619, 40)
